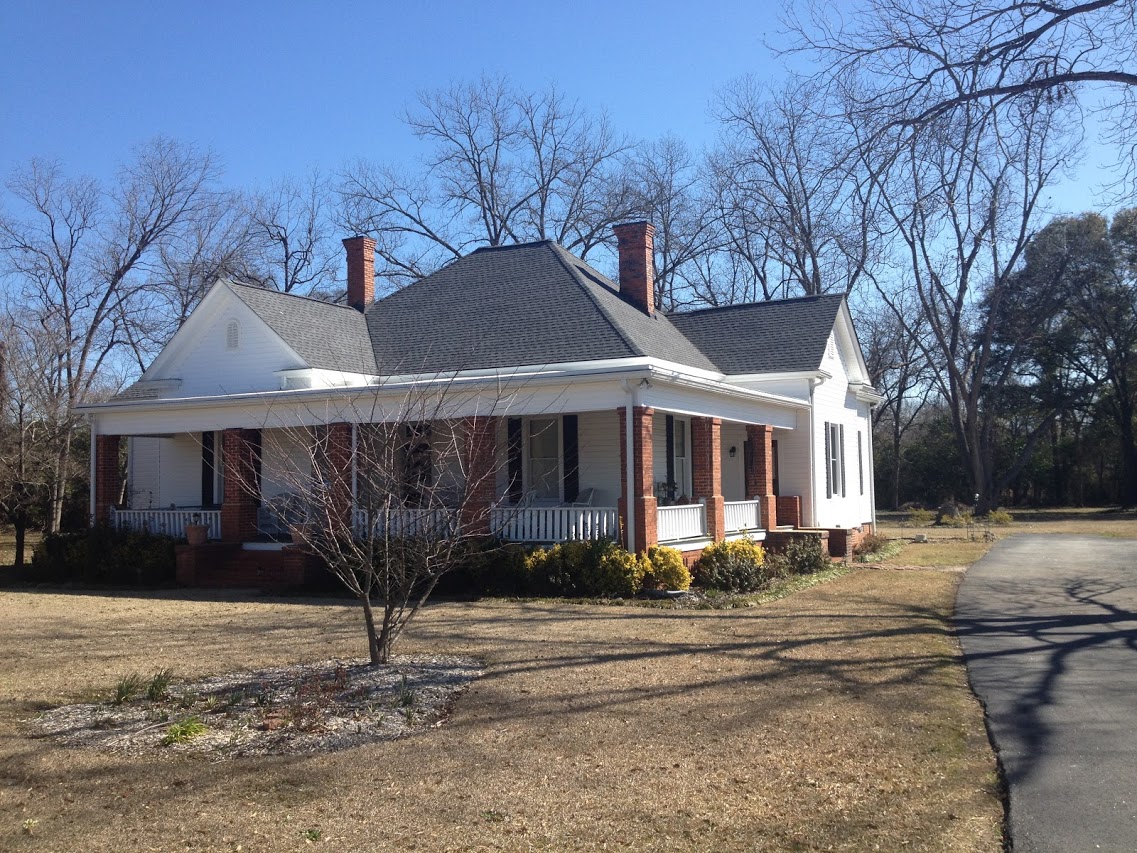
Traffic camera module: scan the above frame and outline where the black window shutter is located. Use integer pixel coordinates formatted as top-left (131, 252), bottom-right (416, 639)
top-left (201, 431), bottom-right (215, 507)
top-left (507, 418), bottom-right (523, 505)
top-left (824, 422), bottom-right (832, 499)
top-left (665, 415), bottom-right (675, 502)
top-left (562, 415), bottom-right (579, 503)
top-left (839, 424), bottom-right (846, 498)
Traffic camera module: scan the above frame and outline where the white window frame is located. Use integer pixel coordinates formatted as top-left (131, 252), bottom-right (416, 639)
top-left (827, 421), bottom-right (845, 499)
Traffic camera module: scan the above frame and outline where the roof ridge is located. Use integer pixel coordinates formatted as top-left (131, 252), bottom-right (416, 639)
top-left (669, 292), bottom-right (846, 317)
top-left (227, 279), bottom-right (360, 312)
top-left (471, 239), bottom-right (557, 254)
top-left (546, 243), bottom-right (644, 358)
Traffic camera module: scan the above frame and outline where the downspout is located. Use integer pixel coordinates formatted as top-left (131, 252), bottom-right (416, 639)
top-left (622, 379), bottom-right (636, 551)
top-left (866, 405), bottom-right (878, 529)
top-left (88, 415), bottom-right (97, 526)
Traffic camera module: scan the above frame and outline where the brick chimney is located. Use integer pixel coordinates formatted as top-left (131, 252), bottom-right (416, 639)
top-left (613, 221), bottom-right (655, 316)
top-left (342, 235), bottom-right (376, 312)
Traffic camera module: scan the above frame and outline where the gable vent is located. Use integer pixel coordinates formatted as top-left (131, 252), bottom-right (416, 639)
top-left (226, 320), bottom-right (239, 350)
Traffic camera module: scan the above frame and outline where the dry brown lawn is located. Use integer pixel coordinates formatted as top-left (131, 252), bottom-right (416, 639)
top-left (0, 570), bottom-right (1001, 852)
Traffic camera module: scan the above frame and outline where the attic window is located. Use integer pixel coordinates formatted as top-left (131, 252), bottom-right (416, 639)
top-left (226, 320), bottom-right (239, 351)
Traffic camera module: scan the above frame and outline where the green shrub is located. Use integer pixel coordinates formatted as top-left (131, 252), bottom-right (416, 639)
top-left (28, 526), bottom-right (176, 586)
top-left (642, 546), bottom-right (691, 591)
top-left (854, 532), bottom-right (890, 557)
top-left (693, 540), bottom-right (769, 592)
top-left (147, 669), bottom-right (174, 701)
top-left (161, 716), bottom-right (206, 746)
top-left (774, 535), bottom-right (831, 575)
top-left (435, 540), bottom-right (531, 596)
top-left (525, 539), bottom-right (646, 598)
top-left (907, 508), bottom-right (935, 527)
top-left (113, 673), bottom-right (144, 706)
top-left (986, 509), bottom-right (1014, 526)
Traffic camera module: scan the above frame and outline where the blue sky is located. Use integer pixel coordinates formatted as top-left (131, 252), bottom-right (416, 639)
top-left (0, 0), bottom-right (1116, 212)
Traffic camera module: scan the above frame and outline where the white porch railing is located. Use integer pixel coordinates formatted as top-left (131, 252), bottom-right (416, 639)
top-left (352, 507), bottom-right (458, 539)
top-left (490, 506), bottom-right (619, 543)
top-left (657, 503), bottom-right (706, 542)
top-left (724, 499), bottom-right (762, 534)
top-left (109, 508), bottom-right (221, 540)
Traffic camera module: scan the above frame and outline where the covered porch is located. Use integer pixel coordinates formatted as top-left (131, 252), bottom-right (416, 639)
top-left (99, 405), bottom-right (801, 556)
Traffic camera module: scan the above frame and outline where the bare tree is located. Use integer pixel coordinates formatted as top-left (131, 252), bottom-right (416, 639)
top-left (339, 76), bottom-right (636, 291)
top-left (624, 136), bottom-right (721, 311)
top-left (864, 91), bottom-right (1082, 512)
top-left (257, 385), bottom-right (506, 665)
top-left (245, 169), bottom-right (338, 297)
top-left (714, 76), bottom-right (882, 298)
top-left (0, 138), bottom-right (221, 530)
top-left (856, 297), bottom-right (933, 508)
top-left (788, 0), bottom-right (1137, 193)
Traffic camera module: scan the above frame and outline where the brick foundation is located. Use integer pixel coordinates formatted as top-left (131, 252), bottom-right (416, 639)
top-left (175, 543), bottom-right (315, 590)
top-left (776, 496), bottom-right (802, 528)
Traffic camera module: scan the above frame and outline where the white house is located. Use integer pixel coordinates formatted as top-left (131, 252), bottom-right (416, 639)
top-left (80, 222), bottom-right (880, 585)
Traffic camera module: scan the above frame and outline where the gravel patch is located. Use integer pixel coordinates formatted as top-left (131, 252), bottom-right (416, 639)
top-left (33, 654), bottom-right (481, 758)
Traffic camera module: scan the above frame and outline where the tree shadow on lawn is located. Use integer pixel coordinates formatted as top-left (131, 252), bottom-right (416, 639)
top-left (0, 575), bottom-right (983, 849)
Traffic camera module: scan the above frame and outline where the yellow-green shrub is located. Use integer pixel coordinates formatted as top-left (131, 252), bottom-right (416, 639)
top-left (525, 539), bottom-right (645, 597)
top-left (907, 508), bottom-right (935, 527)
top-left (693, 539), bottom-right (768, 592)
top-left (583, 546), bottom-right (646, 598)
top-left (939, 511), bottom-right (973, 528)
top-left (987, 509), bottom-right (1014, 525)
top-left (642, 546), bottom-right (691, 590)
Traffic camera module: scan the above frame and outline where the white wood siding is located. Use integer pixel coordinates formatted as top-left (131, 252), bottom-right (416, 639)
top-left (811, 335), bottom-right (875, 529)
top-left (775, 417), bottom-right (812, 523)
top-left (150, 289), bottom-right (306, 397)
top-left (720, 421), bottom-right (747, 501)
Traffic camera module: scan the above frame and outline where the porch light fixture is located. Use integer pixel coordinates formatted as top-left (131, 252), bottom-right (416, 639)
top-left (729, 446), bottom-right (737, 458)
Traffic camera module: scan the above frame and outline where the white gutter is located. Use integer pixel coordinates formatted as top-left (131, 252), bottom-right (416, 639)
top-left (78, 360), bottom-right (809, 416)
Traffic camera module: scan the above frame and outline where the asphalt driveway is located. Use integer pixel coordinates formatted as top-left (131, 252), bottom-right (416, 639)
top-left (956, 535), bottom-right (1137, 852)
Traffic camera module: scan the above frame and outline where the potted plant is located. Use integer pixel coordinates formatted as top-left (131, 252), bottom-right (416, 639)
top-left (184, 512), bottom-right (209, 546)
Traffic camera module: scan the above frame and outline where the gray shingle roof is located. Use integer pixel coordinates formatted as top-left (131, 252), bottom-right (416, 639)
top-left (363, 241), bottom-right (717, 373)
top-left (229, 283), bottom-right (377, 374)
top-left (667, 295), bottom-right (845, 374)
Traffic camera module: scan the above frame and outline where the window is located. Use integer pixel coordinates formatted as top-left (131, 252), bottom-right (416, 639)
top-left (825, 421), bottom-right (846, 499)
top-left (858, 430), bottom-right (864, 495)
top-left (528, 418), bottom-right (560, 501)
top-left (673, 418), bottom-right (688, 498)
top-left (226, 319), bottom-right (239, 350)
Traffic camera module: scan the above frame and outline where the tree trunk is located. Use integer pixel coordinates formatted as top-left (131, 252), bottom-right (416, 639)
top-left (50, 430), bottom-right (74, 533)
top-left (359, 594), bottom-right (383, 666)
top-left (13, 518), bottom-right (26, 571)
